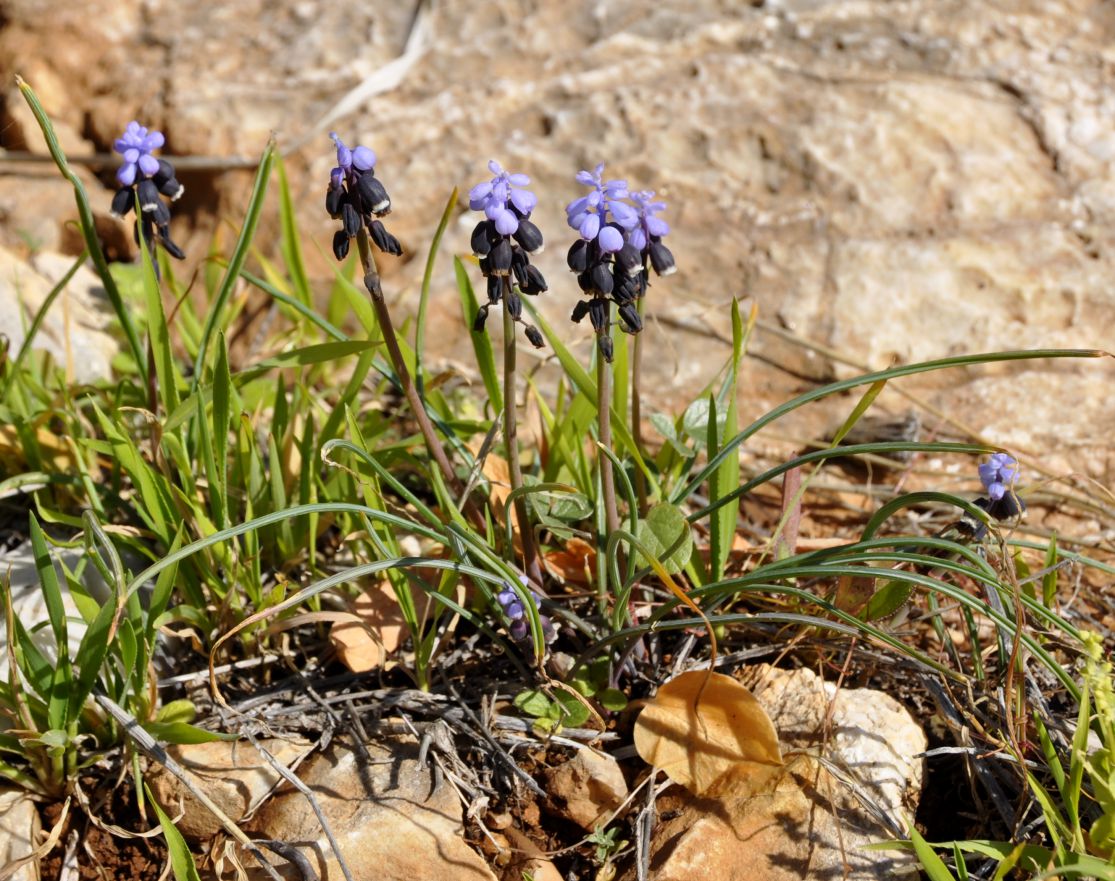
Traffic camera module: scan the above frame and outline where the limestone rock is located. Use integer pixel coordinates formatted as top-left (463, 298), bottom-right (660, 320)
top-left (543, 748), bottom-right (628, 832)
top-left (626, 665), bottom-right (926, 881)
top-left (0, 788), bottom-right (41, 881)
top-left (0, 245), bottom-right (120, 384)
top-left (248, 737), bottom-right (495, 881)
top-left (146, 737), bottom-right (313, 841)
top-left (751, 664), bottom-right (927, 817)
top-left (2, 0), bottom-right (1113, 471)
top-left (640, 755), bottom-right (918, 881)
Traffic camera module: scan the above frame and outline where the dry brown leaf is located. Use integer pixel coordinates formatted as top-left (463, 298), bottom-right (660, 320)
top-left (633, 670), bottom-right (783, 795)
top-left (329, 580), bottom-right (410, 673)
top-left (543, 537), bottom-right (596, 585)
top-left (467, 439), bottom-right (519, 535)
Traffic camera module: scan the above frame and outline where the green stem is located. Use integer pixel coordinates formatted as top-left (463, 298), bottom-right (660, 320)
top-left (631, 295), bottom-right (648, 513)
top-left (501, 279), bottom-right (541, 582)
top-left (355, 229), bottom-right (460, 492)
top-left (597, 324), bottom-right (621, 540)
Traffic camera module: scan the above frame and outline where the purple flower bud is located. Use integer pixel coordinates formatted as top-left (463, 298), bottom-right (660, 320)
top-left (588, 298), bottom-right (608, 332)
top-left (352, 145), bottom-right (376, 171)
top-left (524, 324), bottom-right (544, 348)
top-left (618, 302), bottom-right (642, 332)
top-left (978, 453), bottom-right (1020, 502)
top-left (486, 274), bottom-right (502, 304)
top-left (330, 132), bottom-right (353, 169)
top-left (489, 238), bottom-right (513, 276)
top-left (567, 240), bottom-right (590, 273)
top-left (512, 219), bottom-right (544, 254)
top-left (648, 239), bottom-right (676, 276)
top-left (471, 220), bottom-right (494, 256)
top-left (355, 174), bottom-right (391, 216)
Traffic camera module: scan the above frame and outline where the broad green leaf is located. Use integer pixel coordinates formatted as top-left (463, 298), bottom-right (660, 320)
top-left (548, 691), bottom-right (591, 728)
top-left (636, 503), bottom-right (693, 575)
top-left (864, 579), bottom-right (913, 621)
top-left (143, 722), bottom-right (236, 745)
top-left (514, 689), bottom-right (553, 718)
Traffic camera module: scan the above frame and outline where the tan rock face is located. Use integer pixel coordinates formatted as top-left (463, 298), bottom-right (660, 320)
top-left (0, 245), bottom-right (120, 383)
top-left (146, 737), bottom-right (313, 841)
top-left (643, 755), bottom-right (918, 881)
top-left (248, 737), bottom-right (495, 881)
top-left (543, 748), bottom-right (629, 832)
top-left (0, 788), bottom-right (41, 881)
top-left (2, 0), bottom-right (1112, 473)
top-left (624, 665), bottom-right (926, 881)
top-left (751, 664), bottom-right (927, 817)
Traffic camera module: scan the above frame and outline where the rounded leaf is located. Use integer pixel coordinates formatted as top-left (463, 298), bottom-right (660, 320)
top-left (634, 671), bottom-right (783, 795)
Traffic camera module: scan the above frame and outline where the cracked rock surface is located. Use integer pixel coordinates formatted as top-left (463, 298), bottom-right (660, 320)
top-left (2, 0), bottom-right (1112, 476)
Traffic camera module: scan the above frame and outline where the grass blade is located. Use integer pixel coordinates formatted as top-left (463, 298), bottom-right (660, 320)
top-left (193, 138), bottom-right (276, 386)
top-left (15, 77), bottom-right (147, 384)
top-left (275, 155), bottom-right (311, 307)
top-left (673, 348), bottom-right (1103, 505)
top-left (454, 256), bottom-right (502, 410)
top-left (416, 189), bottom-right (458, 391)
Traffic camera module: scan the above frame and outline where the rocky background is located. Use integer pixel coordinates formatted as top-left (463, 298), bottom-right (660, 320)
top-left (1, 0), bottom-right (1113, 482)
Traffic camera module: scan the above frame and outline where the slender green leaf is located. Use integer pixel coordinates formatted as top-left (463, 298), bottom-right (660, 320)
top-left (193, 138), bottom-right (275, 386)
top-left (416, 189), bottom-right (458, 387)
top-left (147, 787), bottom-right (203, 881)
top-left (454, 256), bottom-right (502, 410)
top-left (16, 78), bottom-right (147, 383)
top-left (674, 349), bottom-right (1102, 505)
top-left (275, 155), bottom-right (311, 306)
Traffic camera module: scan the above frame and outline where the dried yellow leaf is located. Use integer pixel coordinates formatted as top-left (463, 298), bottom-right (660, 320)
top-left (634, 670), bottom-right (783, 795)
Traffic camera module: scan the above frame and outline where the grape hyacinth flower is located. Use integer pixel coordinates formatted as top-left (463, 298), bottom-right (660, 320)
top-left (628, 189), bottom-right (676, 285)
top-left (109, 121), bottom-right (185, 262)
top-left (325, 132), bottom-right (400, 261)
top-left (469, 160), bottom-right (546, 348)
top-left (566, 163), bottom-right (645, 362)
top-left (497, 581), bottom-right (557, 645)
top-left (976, 452), bottom-right (1025, 521)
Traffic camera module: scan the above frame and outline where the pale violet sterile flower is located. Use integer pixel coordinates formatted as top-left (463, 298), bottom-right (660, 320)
top-left (978, 452), bottom-right (1020, 501)
top-left (628, 189), bottom-right (676, 279)
top-left (467, 159), bottom-right (546, 348)
top-left (109, 121), bottom-right (184, 265)
top-left (325, 132), bottom-right (400, 261)
top-left (565, 162), bottom-right (635, 253)
top-left (113, 121), bottom-right (164, 187)
top-left (566, 162), bottom-right (647, 361)
top-left (469, 160), bottom-right (538, 236)
top-left (496, 581), bottom-right (557, 645)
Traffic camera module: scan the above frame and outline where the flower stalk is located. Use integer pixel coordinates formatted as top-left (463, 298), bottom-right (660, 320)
top-left (353, 229), bottom-right (461, 491)
top-left (596, 327), bottom-right (621, 539)
top-left (468, 160), bottom-right (547, 579)
top-left (501, 278), bottom-right (543, 580)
